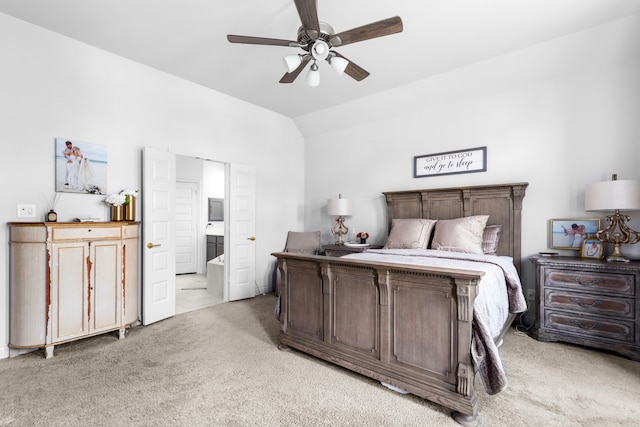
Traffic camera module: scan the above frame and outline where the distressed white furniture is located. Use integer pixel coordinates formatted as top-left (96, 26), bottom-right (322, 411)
top-left (9, 222), bottom-right (139, 358)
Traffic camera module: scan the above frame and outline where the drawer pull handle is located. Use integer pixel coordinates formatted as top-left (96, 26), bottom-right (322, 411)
top-left (571, 276), bottom-right (603, 286)
top-left (570, 297), bottom-right (603, 308)
top-left (571, 320), bottom-right (601, 330)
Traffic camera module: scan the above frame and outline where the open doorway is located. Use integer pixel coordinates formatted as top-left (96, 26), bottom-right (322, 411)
top-left (142, 147), bottom-right (256, 325)
top-left (175, 155), bottom-right (225, 314)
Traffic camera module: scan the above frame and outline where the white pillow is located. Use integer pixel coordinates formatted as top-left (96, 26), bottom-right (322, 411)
top-left (383, 218), bottom-right (438, 249)
top-left (431, 215), bottom-right (489, 254)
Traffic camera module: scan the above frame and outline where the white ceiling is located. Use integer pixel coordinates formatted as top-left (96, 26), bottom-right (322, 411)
top-left (2, 0), bottom-right (640, 119)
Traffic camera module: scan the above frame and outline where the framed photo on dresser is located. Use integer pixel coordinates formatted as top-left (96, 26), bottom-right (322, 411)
top-left (549, 218), bottom-right (601, 250)
top-left (581, 238), bottom-right (604, 259)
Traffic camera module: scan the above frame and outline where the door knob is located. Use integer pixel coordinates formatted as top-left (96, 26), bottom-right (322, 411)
top-left (247, 236), bottom-right (256, 241)
top-left (147, 242), bottom-right (162, 249)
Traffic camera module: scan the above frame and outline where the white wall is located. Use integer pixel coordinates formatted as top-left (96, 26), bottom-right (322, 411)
top-left (0, 13), bottom-right (305, 358)
top-left (203, 161), bottom-right (225, 199)
top-left (301, 15), bottom-right (640, 323)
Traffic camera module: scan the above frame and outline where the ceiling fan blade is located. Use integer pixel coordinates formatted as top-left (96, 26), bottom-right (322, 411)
top-left (333, 52), bottom-right (370, 81)
top-left (294, 0), bottom-right (320, 39)
top-left (330, 16), bottom-right (403, 47)
top-left (227, 34), bottom-right (300, 47)
top-left (279, 56), bottom-right (312, 83)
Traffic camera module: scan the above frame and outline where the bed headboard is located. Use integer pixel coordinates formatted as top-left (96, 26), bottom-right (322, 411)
top-left (383, 182), bottom-right (528, 273)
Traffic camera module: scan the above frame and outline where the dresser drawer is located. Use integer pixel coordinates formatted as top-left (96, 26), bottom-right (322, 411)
top-left (51, 226), bottom-right (122, 241)
top-left (545, 268), bottom-right (634, 296)
top-left (544, 289), bottom-right (634, 319)
top-left (544, 309), bottom-right (635, 343)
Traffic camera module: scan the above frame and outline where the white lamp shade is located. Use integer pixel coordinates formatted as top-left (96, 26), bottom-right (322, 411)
top-left (306, 65), bottom-right (320, 87)
top-left (330, 56), bottom-right (348, 75)
top-left (585, 179), bottom-right (640, 211)
top-left (283, 54), bottom-right (302, 73)
top-left (327, 197), bottom-right (352, 216)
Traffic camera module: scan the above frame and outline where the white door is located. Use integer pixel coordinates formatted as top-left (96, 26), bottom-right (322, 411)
top-left (227, 163), bottom-right (256, 301)
top-left (175, 181), bottom-right (199, 274)
top-left (142, 147), bottom-right (176, 325)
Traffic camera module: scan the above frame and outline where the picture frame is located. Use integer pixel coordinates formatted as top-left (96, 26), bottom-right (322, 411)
top-left (414, 146), bottom-right (487, 178)
top-left (55, 138), bottom-right (107, 194)
top-left (581, 237), bottom-right (604, 259)
top-left (549, 218), bottom-right (601, 250)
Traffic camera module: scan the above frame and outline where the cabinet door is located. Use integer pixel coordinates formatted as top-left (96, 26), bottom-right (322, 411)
top-left (216, 236), bottom-right (224, 257)
top-left (50, 242), bottom-right (89, 343)
top-left (207, 241), bottom-right (216, 261)
top-left (90, 240), bottom-right (122, 333)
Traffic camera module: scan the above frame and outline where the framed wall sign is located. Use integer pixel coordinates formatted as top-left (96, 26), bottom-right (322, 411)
top-left (414, 146), bottom-right (487, 178)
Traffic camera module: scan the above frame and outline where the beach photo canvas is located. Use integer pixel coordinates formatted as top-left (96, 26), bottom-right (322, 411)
top-left (55, 138), bottom-right (107, 194)
top-left (549, 218), bottom-right (601, 250)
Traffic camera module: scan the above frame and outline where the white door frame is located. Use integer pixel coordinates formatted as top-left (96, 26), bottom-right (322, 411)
top-left (142, 148), bottom-right (256, 322)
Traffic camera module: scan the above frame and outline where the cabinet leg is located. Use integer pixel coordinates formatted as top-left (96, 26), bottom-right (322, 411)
top-left (118, 328), bottom-right (126, 340)
top-left (44, 346), bottom-right (54, 359)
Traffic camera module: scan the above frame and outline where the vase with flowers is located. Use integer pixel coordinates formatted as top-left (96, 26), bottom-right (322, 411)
top-left (120, 189), bottom-right (139, 221)
top-left (104, 193), bottom-right (126, 221)
top-left (357, 232), bottom-right (369, 244)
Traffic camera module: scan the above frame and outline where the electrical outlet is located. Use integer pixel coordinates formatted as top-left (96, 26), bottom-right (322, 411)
top-left (526, 289), bottom-right (535, 300)
top-left (17, 204), bottom-right (37, 218)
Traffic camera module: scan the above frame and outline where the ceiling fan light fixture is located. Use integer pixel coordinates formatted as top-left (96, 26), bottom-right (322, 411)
top-left (311, 40), bottom-right (330, 61)
top-left (306, 62), bottom-right (320, 87)
top-left (283, 54), bottom-right (302, 73)
top-left (329, 56), bottom-right (349, 76)
top-left (228, 5), bottom-right (403, 85)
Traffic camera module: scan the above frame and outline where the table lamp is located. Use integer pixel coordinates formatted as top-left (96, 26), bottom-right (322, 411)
top-left (585, 174), bottom-right (640, 262)
top-left (327, 194), bottom-right (352, 245)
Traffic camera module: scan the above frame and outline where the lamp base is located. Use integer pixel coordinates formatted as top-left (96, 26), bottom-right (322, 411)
top-left (605, 242), bottom-right (631, 262)
top-left (330, 216), bottom-right (349, 247)
top-left (596, 210), bottom-right (640, 263)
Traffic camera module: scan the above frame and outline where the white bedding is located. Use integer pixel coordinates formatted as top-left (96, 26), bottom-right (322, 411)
top-left (342, 248), bottom-right (528, 394)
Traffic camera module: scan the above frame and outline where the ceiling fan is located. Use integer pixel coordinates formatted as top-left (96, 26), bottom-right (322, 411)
top-left (227, 0), bottom-right (403, 86)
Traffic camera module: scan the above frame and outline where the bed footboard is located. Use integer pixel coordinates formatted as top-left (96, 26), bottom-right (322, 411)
top-left (274, 251), bottom-right (487, 424)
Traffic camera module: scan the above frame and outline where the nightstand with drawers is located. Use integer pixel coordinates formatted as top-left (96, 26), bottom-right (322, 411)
top-left (530, 255), bottom-right (640, 361)
top-left (322, 244), bottom-right (383, 257)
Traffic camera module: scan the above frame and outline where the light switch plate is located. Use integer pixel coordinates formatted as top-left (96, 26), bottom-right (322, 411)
top-left (17, 204), bottom-right (37, 218)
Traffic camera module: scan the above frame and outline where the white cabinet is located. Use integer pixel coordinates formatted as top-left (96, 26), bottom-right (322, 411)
top-left (9, 222), bottom-right (139, 358)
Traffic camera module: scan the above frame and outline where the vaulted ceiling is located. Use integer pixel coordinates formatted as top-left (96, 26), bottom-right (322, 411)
top-left (2, 0), bottom-right (640, 118)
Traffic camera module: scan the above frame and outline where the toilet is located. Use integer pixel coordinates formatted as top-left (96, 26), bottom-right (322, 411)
top-left (206, 254), bottom-right (224, 298)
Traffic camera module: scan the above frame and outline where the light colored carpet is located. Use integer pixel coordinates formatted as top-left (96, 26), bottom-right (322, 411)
top-left (0, 294), bottom-right (638, 426)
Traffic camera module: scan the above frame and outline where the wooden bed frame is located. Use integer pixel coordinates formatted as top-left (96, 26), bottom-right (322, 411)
top-left (273, 182), bottom-right (528, 426)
